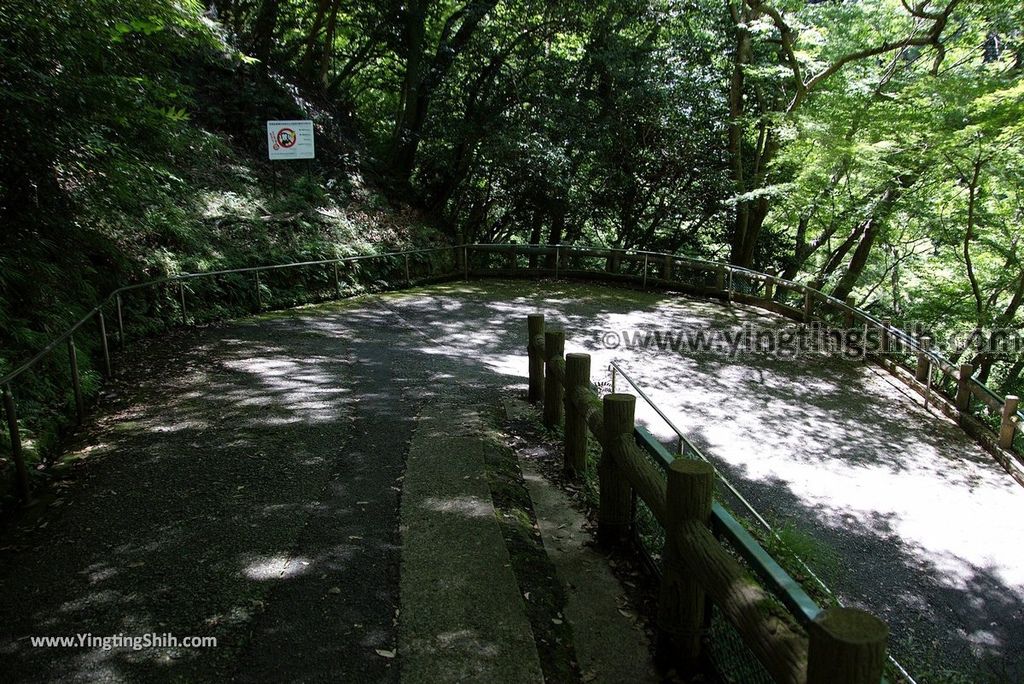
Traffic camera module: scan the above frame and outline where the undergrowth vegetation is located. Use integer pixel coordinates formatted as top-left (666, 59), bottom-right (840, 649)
top-left (0, 1), bottom-right (444, 487)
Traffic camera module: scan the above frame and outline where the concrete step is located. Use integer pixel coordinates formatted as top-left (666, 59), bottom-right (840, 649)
top-left (504, 397), bottom-right (659, 684)
top-left (398, 400), bottom-right (543, 683)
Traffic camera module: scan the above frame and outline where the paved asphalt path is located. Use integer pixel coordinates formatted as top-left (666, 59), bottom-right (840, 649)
top-left (373, 280), bottom-right (1024, 682)
top-left (0, 279), bottom-right (1021, 682)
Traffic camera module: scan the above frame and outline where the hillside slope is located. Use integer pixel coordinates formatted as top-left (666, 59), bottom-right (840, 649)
top-left (0, 2), bottom-right (442, 474)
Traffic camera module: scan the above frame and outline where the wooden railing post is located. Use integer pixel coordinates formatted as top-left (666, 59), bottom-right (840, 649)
top-left (657, 459), bottom-right (714, 671)
top-left (915, 336), bottom-right (932, 383)
top-left (844, 296), bottom-right (856, 328)
top-left (543, 330), bottom-right (565, 429)
top-left (803, 286), bottom-right (813, 324)
top-left (764, 280), bottom-right (774, 302)
top-left (2, 385), bottom-right (30, 501)
top-left (661, 254), bottom-right (673, 281)
top-left (1000, 396), bottom-right (1020, 449)
top-left (527, 314), bottom-right (545, 404)
top-left (564, 353), bottom-right (590, 477)
top-left (806, 607), bottom-right (888, 684)
top-left (956, 363), bottom-right (974, 413)
top-left (607, 250), bottom-right (620, 274)
top-left (599, 394), bottom-right (635, 547)
top-left (714, 268), bottom-right (725, 293)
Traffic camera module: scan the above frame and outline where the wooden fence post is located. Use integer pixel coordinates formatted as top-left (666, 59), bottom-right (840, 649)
top-left (657, 459), bottom-right (714, 671)
top-left (1000, 396), bottom-right (1020, 449)
top-left (915, 336), bottom-right (932, 383)
top-left (803, 286), bottom-right (813, 324)
top-left (599, 394), bottom-right (635, 547)
top-left (955, 363), bottom-right (974, 413)
top-left (527, 314), bottom-right (545, 404)
top-left (2, 385), bottom-right (30, 501)
top-left (844, 296), bottom-right (856, 328)
top-left (543, 330), bottom-right (565, 429)
top-left (764, 280), bottom-right (774, 302)
top-left (714, 268), bottom-right (725, 293)
top-left (661, 254), bottom-right (673, 281)
top-left (806, 607), bottom-right (888, 684)
top-left (564, 354), bottom-right (591, 477)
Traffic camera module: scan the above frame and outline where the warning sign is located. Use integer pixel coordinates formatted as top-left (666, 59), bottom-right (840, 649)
top-left (266, 120), bottom-right (315, 160)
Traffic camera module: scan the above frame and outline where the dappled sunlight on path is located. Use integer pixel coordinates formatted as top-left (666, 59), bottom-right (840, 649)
top-left (0, 279), bottom-right (1019, 682)
top-left (378, 280), bottom-right (1024, 679)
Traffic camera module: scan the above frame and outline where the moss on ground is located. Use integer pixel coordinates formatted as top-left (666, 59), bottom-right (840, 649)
top-left (478, 404), bottom-right (580, 683)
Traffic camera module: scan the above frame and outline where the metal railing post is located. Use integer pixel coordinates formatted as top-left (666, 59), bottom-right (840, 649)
top-left (2, 384), bottom-right (30, 500)
top-left (68, 335), bottom-right (84, 424)
top-left (178, 282), bottom-right (187, 323)
top-left (98, 310), bottom-right (112, 377)
top-left (116, 293), bottom-right (125, 347)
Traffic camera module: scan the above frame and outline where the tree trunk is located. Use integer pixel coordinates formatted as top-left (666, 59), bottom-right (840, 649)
top-left (831, 186), bottom-right (899, 302)
top-left (1001, 360), bottom-right (1024, 394)
top-left (727, 8), bottom-right (752, 266)
top-left (389, 1), bottom-right (500, 185)
top-left (389, 0), bottom-right (429, 183)
top-left (250, 0), bottom-right (281, 67)
top-left (544, 205), bottom-right (565, 269)
top-left (300, 0), bottom-right (330, 82)
top-left (528, 210), bottom-right (543, 268)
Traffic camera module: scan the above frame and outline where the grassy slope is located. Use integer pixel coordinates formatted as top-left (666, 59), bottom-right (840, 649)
top-left (0, 14), bottom-right (443, 494)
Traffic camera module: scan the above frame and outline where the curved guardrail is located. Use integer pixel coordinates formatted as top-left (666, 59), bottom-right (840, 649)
top-left (2, 242), bottom-right (1021, 502)
top-left (467, 242), bottom-right (1022, 458)
top-left (0, 245), bottom-right (459, 499)
top-left (611, 361), bottom-right (913, 683)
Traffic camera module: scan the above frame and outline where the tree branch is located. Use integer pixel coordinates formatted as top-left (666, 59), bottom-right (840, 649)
top-left (784, 0), bottom-right (962, 112)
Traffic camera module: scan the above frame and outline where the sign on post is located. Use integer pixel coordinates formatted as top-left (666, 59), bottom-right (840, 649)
top-left (266, 120), bottom-right (315, 160)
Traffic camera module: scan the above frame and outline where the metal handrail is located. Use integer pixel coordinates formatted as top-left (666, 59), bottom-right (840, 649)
top-left (478, 241), bottom-right (1022, 431)
top-left (4, 241), bottom-right (1020, 477)
top-left (610, 361), bottom-right (913, 684)
top-left (609, 360), bottom-right (832, 602)
top-left (0, 246), bottom-right (454, 386)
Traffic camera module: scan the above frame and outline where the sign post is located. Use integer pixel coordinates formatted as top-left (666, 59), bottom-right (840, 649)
top-left (266, 120), bottom-right (315, 160)
top-left (266, 120), bottom-right (314, 199)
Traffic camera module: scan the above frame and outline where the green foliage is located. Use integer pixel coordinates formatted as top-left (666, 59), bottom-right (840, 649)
top-left (0, 0), bottom-right (443, 478)
top-left (3, 0), bottom-right (1023, 481)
